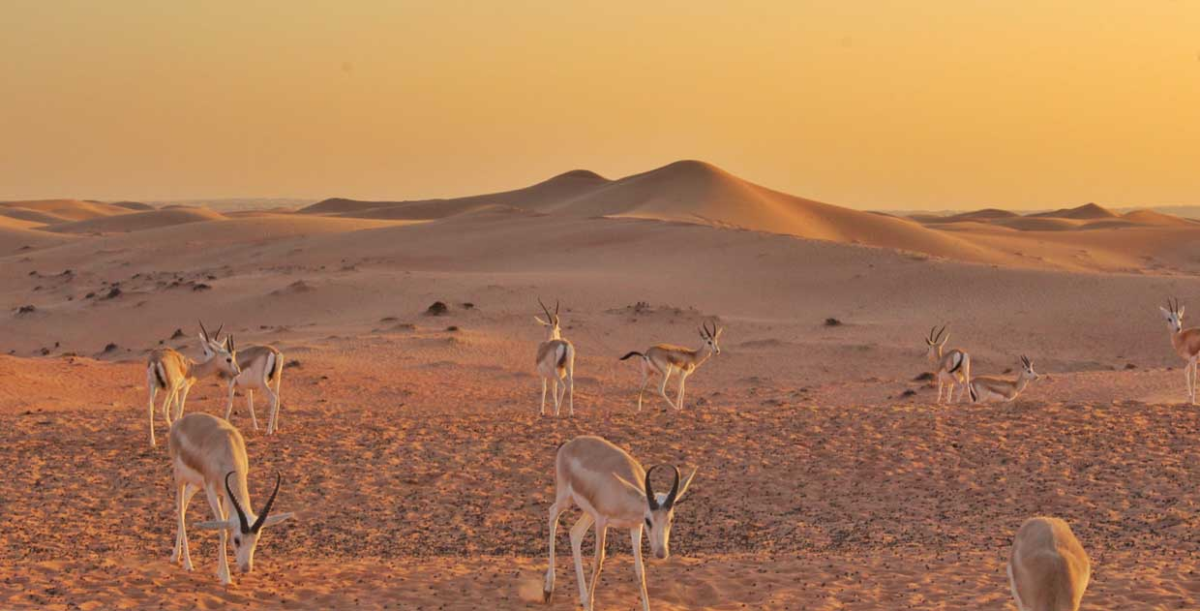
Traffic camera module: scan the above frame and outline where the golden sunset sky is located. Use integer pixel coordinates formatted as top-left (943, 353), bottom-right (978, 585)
top-left (1, 1), bottom-right (1197, 209)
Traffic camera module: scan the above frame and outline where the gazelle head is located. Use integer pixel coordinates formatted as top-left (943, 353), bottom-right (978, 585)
top-left (699, 321), bottom-right (723, 356)
top-left (1019, 355), bottom-right (1039, 381)
top-left (198, 321), bottom-right (241, 377)
top-left (196, 472), bottom-right (295, 574)
top-left (1160, 297), bottom-right (1185, 333)
top-left (925, 325), bottom-right (949, 360)
top-left (641, 465), bottom-right (697, 561)
top-left (534, 298), bottom-right (562, 340)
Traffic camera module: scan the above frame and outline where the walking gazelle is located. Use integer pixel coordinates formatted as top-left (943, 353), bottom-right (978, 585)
top-left (535, 298), bottom-right (575, 416)
top-left (203, 331), bottom-right (286, 434)
top-left (620, 321), bottom-right (723, 411)
top-left (169, 412), bottom-right (296, 584)
top-left (925, 325), bottom-right (971, 404)
top-left (1008, 517), bottom-right (1090, 611)
top-left (968, 355), bottom-right (1039, 403)
top-left (543, 435), bottom-right (697, 611)
top-left (145, 322), bottom-right (240, 447)
top-left (1160, 297), bottom-right (1200, 404)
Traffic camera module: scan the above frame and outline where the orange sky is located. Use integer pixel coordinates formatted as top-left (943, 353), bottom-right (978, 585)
top-left (1, 1), bottom-right (1198, 209)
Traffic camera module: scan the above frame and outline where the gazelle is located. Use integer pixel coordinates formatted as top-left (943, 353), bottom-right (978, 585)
top-left (1160, 297), bottom-right (1200, 405)
top-left (145, 322), bottom-right (240, 447)
top-left (543, 435), bottom-right (697, 611)
top-left (535, 298), bottom-right (575, 416)
top-left (619, 321), bottom-right (722, 411)
top-left (1008, 517), bottom-right (1091, 611)
top-left (968, 355), bottom-right (1039, 403)
top-left (168, 412), bottom-right (295, 585)
top-left (204, 333), bottom-right (286, 434)
top-left (925, 325), bottom-right (971, 404)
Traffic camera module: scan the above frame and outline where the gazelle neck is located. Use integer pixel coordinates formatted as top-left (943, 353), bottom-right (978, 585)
top-left (187, 354), bottom-right (220, 381)
top-left (693, 342), bottom-right (715, 365)
top-left (1014, 372), bottom-right (1033, 394)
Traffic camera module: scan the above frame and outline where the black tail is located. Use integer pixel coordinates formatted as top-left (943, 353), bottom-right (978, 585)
top-left (619, 351), bottom-right (644, 361)
top-left (152, 364), bottom-right (167, 389)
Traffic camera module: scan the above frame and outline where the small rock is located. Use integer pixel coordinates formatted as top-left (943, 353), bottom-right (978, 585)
top-left (824, 317), bottom-right (843, 327)
top-left (425, 301), bottom-right (449, 316)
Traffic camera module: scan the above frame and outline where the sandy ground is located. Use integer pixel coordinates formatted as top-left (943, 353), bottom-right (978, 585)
top-left (3, 181), bottom-right (1200, 609)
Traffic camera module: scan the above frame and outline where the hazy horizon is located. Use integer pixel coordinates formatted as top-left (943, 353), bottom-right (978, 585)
top-left (3, 1), bottom-right (1198, 210)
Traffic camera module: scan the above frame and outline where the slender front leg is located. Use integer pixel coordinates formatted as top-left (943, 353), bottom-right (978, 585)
top-left (174, 383), bottom-right (192, 421)
top-left (540, 378), bottom-right (548, 415)
top-left (658, 368), bottom-right (676, 410)
top-left (637, 362), bottom-right (651, 412)
top-left (586, 521), bottom-right (608, 611)
top-left (202, 485), bottom-right (231, 584)
top-left (161, 386), bottom-right (179, 426)
top-left (569, 514), bottom-right (595, 608)
top-left (543, 498), bottom-right (569, 602)
top-left (173, 483), bottom-right (198, 571)
top-left (675, 372), bottom-right (688, 411)
top-left (631, 526), bottom-right (650, 611)
top-left (148, 383), bottom-right (159, 447)
top-left (224, 380), bottom-right (237, 420)
top-left (936, 380), bottom-right (944, 404)
top-left (247, 390), bottom-right (259, 431)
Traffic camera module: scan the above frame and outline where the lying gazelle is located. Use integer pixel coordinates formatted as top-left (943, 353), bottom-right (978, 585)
top-left (204, 332), bottom-right (286, 434)
top-left (145, 322), bottom-right (240, 447)
top-left (1160, 297), bottom-right (1200, 405)
top-left (535, 298), bottom-right (575, 416)
top-left (543, 435), bottom-right (697, 611)
top-left (1008, 517), bottom-right (1091, 611)
top-left (968, 355), bottom-right (1039, 403)
top-left (619, 321), bottom-right (723, 411)
top-left (925, 325), bottom-right (971, 404)
top-left (169, 412), bottom-right (295, 585)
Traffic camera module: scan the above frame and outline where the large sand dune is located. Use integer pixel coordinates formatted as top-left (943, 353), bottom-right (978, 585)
top-left (47, 206), bottom-right (229, 234)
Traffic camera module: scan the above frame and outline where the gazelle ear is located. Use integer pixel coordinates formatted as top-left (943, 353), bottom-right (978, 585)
top-left (673, 467), bottom-right (699, 504)
top-left (1180, 306), bottom-right (1186, 317)
top-left (714, 327), bottom-right (723, 338)
top-left (260, 512), bottom-right (295, 528)
top-left (612, 473), bottom-right (646, 500)
top-left (192, 520), bottom-right (231, 531)
top-left (1161, 306), bottom-right (1173, 318)
top-left (939, 334), bottom-right (950, 346)
top-left (534, 316), bottom-right (549, 326)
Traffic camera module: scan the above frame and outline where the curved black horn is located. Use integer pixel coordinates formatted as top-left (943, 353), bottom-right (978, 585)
top-left (227, 334), bottom-right (235, 352)
top-left (555, 300), bottom-right (560, 316)
top-left (663, 465), bottom-right (682, 509)
top-left (225, 472), bottom-right (251, 534)
top-left (538, 297), bottom-right (553, 321)
top-left (934, 325), bottom-right (947, 343)
top-left (644, 465), bottom-right (661, 511)
top-left (199, 320), bottom-right (210, 342)
top-left (250, 473), bottom-right (282, 533)
top-left (214, 323), bottom-right (224, 340)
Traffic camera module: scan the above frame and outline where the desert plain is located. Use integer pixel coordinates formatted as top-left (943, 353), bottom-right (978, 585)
top-left (2, 160), bottom-right (1199, 610)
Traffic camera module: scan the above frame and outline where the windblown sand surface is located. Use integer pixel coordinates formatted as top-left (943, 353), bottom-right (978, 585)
top-left (3, 167), bottom-right (1200, 609)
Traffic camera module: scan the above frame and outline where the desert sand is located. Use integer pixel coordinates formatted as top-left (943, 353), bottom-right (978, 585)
top-left (2, 163), bottom-right (1199, 610)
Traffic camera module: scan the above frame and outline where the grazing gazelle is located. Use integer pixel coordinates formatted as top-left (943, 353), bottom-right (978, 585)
top-left (925, 325), bottom-right (971, 404)
top-left (205, 333), bottom-right (286, 434)
top-left (969, 355), bottom-right (1039, 403)
top-left (619, 321), bottom-right (723, 411)
top-left (169, 412), bottom-right (295, 585)
top-left (1008, 517), bottom-right (1090, 611)
top-left (535, 298), bottom-right (575, 416)
top-left (543, 435), bottom-right (697, 611)
top-left (145, 322), bottom-right (240, 447)
top-left (1160, 297), bottom-right (1200, 404)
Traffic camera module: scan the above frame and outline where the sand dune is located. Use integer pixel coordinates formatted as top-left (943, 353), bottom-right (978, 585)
top-left (0, 199), bottom-right (135, 223)
top-left (46, 206), bottom-right (228, 234)
top-left (1030, 202), bottom-right (1119, 220)
top-left (0, 224), bottom-right (80, 255)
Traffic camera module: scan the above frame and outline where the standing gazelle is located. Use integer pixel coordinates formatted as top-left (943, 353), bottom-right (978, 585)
top-left (535, 298), bottom-right (575, 416)
top-left (1008, 517), bottom-right (1091, 611)
top-left (1160, 297), bottom-right (1200, 404)
top-left (968, 355), bottom-right (1039, 403)
top-left (169, 412), bottom-right (295, 585)
top-left (145, 322), bottom-right (240, 447)
top-left (619, 321), bottom-right (722, 411)
top-left (925, 325), bottom-right (971, 404)
top-left (543, 435), bottom-right (697, 611)
top-left (205, 332), bottom-right (286, 434)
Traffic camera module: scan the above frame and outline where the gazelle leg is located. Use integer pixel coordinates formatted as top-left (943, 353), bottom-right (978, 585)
top-left (936, 380), bottom-right (944, 404)
top-left (543, 493), bottom-right (573, 602)
top-left (224, 380), bottom-right (237, 420)
top-left (631, 526), bottom-right (650, 611)
top-left (658, 367), bottom-right (676, 410)
top-left (270, 364), bottom-right (283, 433)
top-left (675, 372), bottom-right (689, 411)
top-left (637, 361), bottom-right (651, 412)
top-left (556, 374), bottom-right (568, 415)
top-left (540, 378), bottom-right (548, 415)
top-left (569, 513), bottom-right (595, 608)
top-left (202, 484), bottom-right (231, 584)
top-left (174, 383), bottom-right (192, 421)
top-left (247, 389), bottom-right (259, 431)
top-left (586, 520), bottom-right (608, 611)
top-left (148, 381), bottom-right (159, 447)
top-left (173, 482), bottom-right (198, 571)
top-left (161, 386), bottom-right (179, 426)
top-left (551, 377), bottom-right (561, 417)
top-left (566, 360), bottom-right (575, 416)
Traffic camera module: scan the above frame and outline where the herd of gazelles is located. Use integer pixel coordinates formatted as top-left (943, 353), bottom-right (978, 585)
top-left (136, 298), bottom-right (1200, 610)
